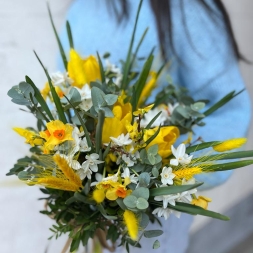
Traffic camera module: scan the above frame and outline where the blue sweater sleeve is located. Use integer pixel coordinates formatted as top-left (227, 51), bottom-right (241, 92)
top-left (168, 0), bottom-right (251, 188)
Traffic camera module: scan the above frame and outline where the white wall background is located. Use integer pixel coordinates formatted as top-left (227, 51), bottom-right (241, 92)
top-left (0, 0), bottom-right (252, 252)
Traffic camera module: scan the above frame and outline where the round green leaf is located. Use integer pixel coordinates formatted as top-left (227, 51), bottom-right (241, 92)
top-left (136, 197), bottom-right (149, 210)
top-left (123, 195), bottom-right (137, 208)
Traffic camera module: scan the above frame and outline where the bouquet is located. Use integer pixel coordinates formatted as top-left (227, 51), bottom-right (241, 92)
top-left (7, 2), bottom-right (253, 252)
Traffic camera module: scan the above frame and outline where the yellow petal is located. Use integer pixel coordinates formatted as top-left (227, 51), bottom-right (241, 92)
top-left (213, 138), bottom-right (247, 152)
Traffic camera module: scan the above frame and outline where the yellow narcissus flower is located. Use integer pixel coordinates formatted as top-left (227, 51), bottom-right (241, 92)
top-left (191, 196), bottom-right (212, 209)
top-left (138, 71), bottom-right (157, 107)
top-left (41, 82), bottom-right (50, 100)
top-left (40, 120), bottom-right (73, 149)
top-left (102, 96), bottom-right (132, 144)
top-left (68, 49), bottom-right (101, 88)
top-left (13, 127), bottom-right (44, 146)
top-left (144, 126), bottom-right (179, 158)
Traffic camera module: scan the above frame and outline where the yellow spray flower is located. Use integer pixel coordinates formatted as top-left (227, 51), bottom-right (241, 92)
top-left (133, 104), bottom-right (154, 116)
top-left (138, 71), bottom-right (157, 107)
top-left (173, 167), bottom-right (203, 180)
top-left (191, 196), bottom-right (212, 210)
top-left (13, 127), bottom-right (44, 146)
top-left (123, 210), bottom-right (138, 240)
top-left (68, 49), bottom-right (101, 88)
top-left (144, 126), bottom-right (179, 158)
top-left (40, 120), bottom-right (73, 149)
top-left (213, 138), bottom-right (247, 152)
top-left (102, 96), bottom-right (132, 144)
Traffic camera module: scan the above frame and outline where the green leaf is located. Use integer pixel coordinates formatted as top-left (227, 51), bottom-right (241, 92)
top-left (133, 54), bottom-right (154, 111)
top-left (203, 90), bottom-right (243, 117)
top-left (143, 230), bottom-right (163, 238)
top-left (121, 0), bottom-right (143, 90)
top-left (123, 195), bottom-right (137, 209)
top-left (139, 212), bottom-right (149, 229)
top-left (97, 52), bottom-right (105, 84)
top-left (170, 202), bottom-right (230, 221)
top-left (104, 94), bottom-right (118, 106)
top-left (153, 240), bottom-right (160, 249)
top-left (152, 167), bottom-right (159, 178)
top-left (116, 198), bottom-right (127, 210)
top-left (191, 102), bottom-right (205, 111)
top-left (70, 237), bottom-right (81, 252)
top-left (138, 172), bottom-right (150, 187)
top-left (95, 110), bottom-right (105, 154)
top-left (47, 3), bottom-right (68, 70)
top-left (66, 21), bottom-right (74, 49)
top-left (204, 160), bottom-right (253, 171)
top-left (97, 204), bottom-right (117, 220)
top-left (25, 76), bottom-right (54, 120)
top-left (150, 183), bottom-right (203, 197)
top-left (34, 51), bottom-right (67, 123)
top-left (136, 197), bottom-right (149, 210)
top-left (74, 192), bottom-right (96, 205)
top-left (65, 197), bottom-right (76, 205)
top-left (132, 187), bottom-right (149, 200)
top-left (145, 125), bottom-right (161, 146)
top-left (185, 141), bottom-right (221, 154)
top-left (145, 111), bottom-right (162, 129)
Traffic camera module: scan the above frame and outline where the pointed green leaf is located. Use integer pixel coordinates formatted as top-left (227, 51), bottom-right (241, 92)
top-left (204, 160), bottom-right (253, 171)
top-left (66, 20), bottom-right (74, 49)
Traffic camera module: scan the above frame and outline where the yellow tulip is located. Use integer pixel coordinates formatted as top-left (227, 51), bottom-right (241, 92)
top-left (144, 126), bottom-right (179, 158)
top-left (13, 127), bottom-right (44, 146)
top-left (102, 97), bottom-right (132, 144)
top-left (191, 196), bottom-right (212, 209)
top-left (68, 49), bottom-right (101, 88)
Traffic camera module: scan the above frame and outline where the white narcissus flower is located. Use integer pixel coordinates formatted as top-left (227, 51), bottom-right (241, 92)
top-left (160, 166), bottom-right (175, 185)
top-left (152, 207), bottom-right (181, 220)
top-left (76, 84), bottom-right (93, 111)
top-left (105, 59), bottom-right (123, 86)
top-left (121, 167), bottom-right (138, 184)
top-left (154, 190), bottom-right (179, 208)
top-left (170, 143), bottom-right (193, 166)
top-left (140, 107), bottom-right (167, 128)
top-left (167, 103), bottom-right (179, 116)
top-left (51, 71), bottom-right (73, 86)
top-left (110, 133), bottom-right (132, 146)
top-left (177, 178), bottom-right (198, 203)
top-left (80, 137), bottom-right (92, 152)
top-left (82, 153), bottom-right (104, 173)
top-left (122, 154), bottom-right (135, 167)
top-left (77, 167), bottom-right (92, 180)
top-left (59, 154), bottom-right (81, 171)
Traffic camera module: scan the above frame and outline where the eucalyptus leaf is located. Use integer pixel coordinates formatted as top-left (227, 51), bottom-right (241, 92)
top-left (139, 212), bottom-right (149, 229)
top-left (153, 240), bottom-right (160, 249)
top-left (143, 230), bottom-right (163, 238)
top-left (132, 187), bottom-right (149, 200)
top-left (138, 172), bottom-right (150, 187)
top-left (136, 197), bottom-right (149, 210)
top-left (191, 102), bottom-right (205, 111)
top-left (123, 195), bottom-right (137, 208)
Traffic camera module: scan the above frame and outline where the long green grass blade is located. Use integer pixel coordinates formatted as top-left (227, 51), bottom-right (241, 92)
top-left (145, 111), bottom-right (162, 129)
top-left (150, 183), bottom-right (203, 197)
top-left (66, 21), bottom-right (74, 49)
top-left (185, 141), bottom-right (222, 154)
top-left (25, 76), bottom-right (54, 120)
top-left (34, 51), bottom-right (67, 123)
top-left (204, 159), bottom-right (253, 171)
top-left (121, 0), bottom-right (143, 90)
top-left (47, 3), bottom-right (68, 70)
top-left (145, 125), bottom-right (160, 146)
top-left (95, 110), bottom-right (105, 154)
top-left (203, 90), bottom-right (243, 117)
top-left (133, 54), bottom-right (154, 111)
top-left (97, 52), bottom-right (105, 84)
top-left (170, 202), bottom-right (230, 221)
top-left (29, 94), bottom-right (50, 122)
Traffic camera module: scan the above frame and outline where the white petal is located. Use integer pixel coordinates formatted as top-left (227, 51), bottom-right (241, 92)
top-left (170, 159), bottom-right (179, 166)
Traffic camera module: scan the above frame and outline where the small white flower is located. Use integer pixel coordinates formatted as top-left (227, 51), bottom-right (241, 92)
top-left (152, 207), bottom-right (181, 220)
top-left (170, 144), bottom-right (193, 166)
top-left (160, 166), bottom-right (175, 185)
top-left (122, 154), bottom-right (135, 167)
top-left (76, 84), bottom-right (93, 111)
top-left (77, 167), bottom-right (92, 180)
top-left (90, 173), bottom-right (103, 186)
top-left (79, 99), bottom-right (93, 111)
top-left (80, 138), bottom-right (92, 152)
top-left (51, 71), bottom-right (73, 86)
top-left (121, 167), bottom-right (138, 184)
top-left (105, 59), bottom-right (123, 86)
top-left (140, 107), bottom-right (167, 128)
top-left (82, 153), bottom-right (104, 173)
top-left (167, 103), bottom-right (179, 116)
top-left (59, 154), bottom-right (82, 171)
top-left (102, 171), bottom-right (119, 182)
top-left (177, 178), bottom-right (198, 203)
top-left (110, 133), bottom-right (132, 147)
top-left (154, 190), bottom-right (179, 208)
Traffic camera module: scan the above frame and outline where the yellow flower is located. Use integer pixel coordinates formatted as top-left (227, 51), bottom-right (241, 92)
top-left (68, 49), bottom-right (101, 88)
top-left (55, 86), bottom-right (65, 98)
top-left (144, 126), bottom-right (179, 158)
top-left (133, 104), bottom-right (154, 116)
top-left (191, 196), bottom-right (212, 209)
top-left (138, 71), bottom-right (157, 107)
top-left (102, 96), bottom-right (132, 144)
top-left (40, 120), bottom-right (73, 149)
top-left (13, 127), bottom-right (44, 146)
top-left (41, 82), bottom-right (50, 100)
top-left (123, 210), bottom-right (139, 240)
top-left (173, 167), bottom-right (202, 180)
top-left (93, 189), bottom-right (106, 203)
top-left (213, 138), bottom-right (247, 152)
